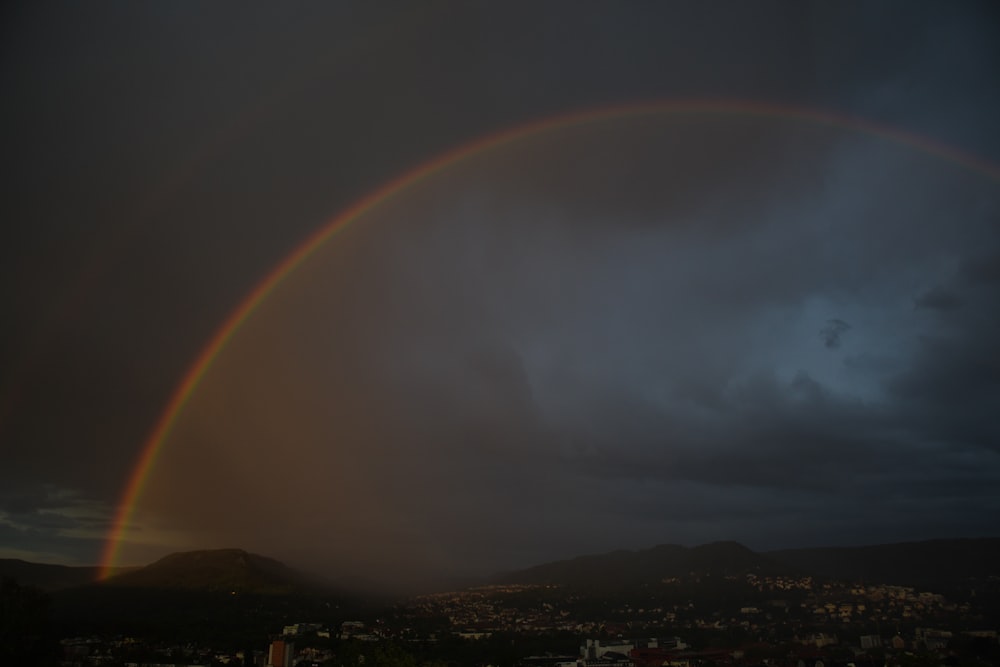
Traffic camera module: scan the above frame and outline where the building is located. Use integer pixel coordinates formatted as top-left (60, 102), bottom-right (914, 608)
top-left (267, 639), bottom-right (294, 667)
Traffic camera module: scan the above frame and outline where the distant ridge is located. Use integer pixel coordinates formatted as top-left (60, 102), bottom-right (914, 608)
top-left (100, 548), bottom-right (321, 594)
top-left (766, 537), bottom-right (1000, 590)
top-left (495, 538), bottom-right (1000, 591)
top-left (494, 541), bottom-right (783, 588)
top-left (10, 537), bottom-right (1000, 598)
top-left (0, 559), bottom-right (104, 591)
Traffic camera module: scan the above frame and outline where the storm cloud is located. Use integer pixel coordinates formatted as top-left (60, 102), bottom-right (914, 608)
top-left (819, 320), bottom-right (852, 349)
top-left (132, 116), bottom-right (1000, 590)
top-left (2, 2), bottom-right (999, 590)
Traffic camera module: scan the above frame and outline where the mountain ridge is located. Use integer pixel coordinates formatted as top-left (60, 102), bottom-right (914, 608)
top-left (492, 537), bottom-right (1000, 591)
top-left (0, 559), bottom-right (103, 591)
top-left (6, 537), bottom-right (1000, 596)
top-left (98, 547), bottom-right (323, 594)
top-left (766, 536), bottom-right (1000, 590)
top-left (492, 540), bottom-right (787, 589)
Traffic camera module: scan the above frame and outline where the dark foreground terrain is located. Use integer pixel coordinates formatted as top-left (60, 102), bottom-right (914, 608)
top-left (3, 538), bottom-right (999, 666)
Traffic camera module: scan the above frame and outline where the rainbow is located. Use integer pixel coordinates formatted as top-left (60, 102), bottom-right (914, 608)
top-left (98, 99), bottom-right (1000, 578)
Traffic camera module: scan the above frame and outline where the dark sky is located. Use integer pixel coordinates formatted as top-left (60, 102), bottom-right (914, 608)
top-left (2, 1), bottom-right (999, 592)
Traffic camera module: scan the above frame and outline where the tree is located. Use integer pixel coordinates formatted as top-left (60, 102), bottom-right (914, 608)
top-left (370, 642), bottom-right (418, 667)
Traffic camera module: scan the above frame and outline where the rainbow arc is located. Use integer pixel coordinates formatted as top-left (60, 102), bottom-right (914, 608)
top-left (98, 99), bottom-right (1000, 579)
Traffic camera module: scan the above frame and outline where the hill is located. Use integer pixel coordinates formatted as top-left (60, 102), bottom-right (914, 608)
top-left (99, 548), bottom-right (321, 594)
top-left (50, 549), bottom-right (363, 640)
top-left (766, 537), bottom-right (1000, 591)
top-left (13, 537), bottom-right (1000, 600)
top-left (495, 538), bottom-right (1000, 592)
top-left (0, 559), bottom-right (104, 591)
top-left (494, 541), bottom-right (784, 588)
